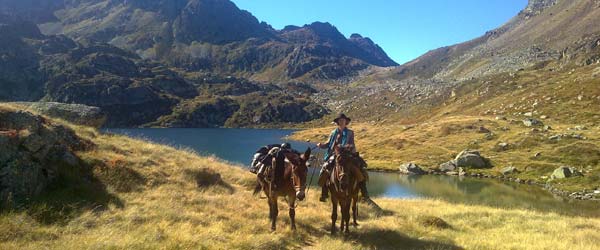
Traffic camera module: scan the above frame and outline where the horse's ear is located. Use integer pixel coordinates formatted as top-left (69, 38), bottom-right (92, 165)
top-left (302, 147), bottom-right (311, 160)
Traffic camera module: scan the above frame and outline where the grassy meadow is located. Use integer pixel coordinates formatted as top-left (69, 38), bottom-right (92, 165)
top-left (292, 65), bottom-right (600, 193)
top-left (1, 106), bottom-right (600, 250)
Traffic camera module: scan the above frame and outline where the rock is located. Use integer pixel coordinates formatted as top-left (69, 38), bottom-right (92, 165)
top-left (0, 109), bottom-right (91, 208)
top-left (495, 116), bottom-right (507, 120)
top-left (439, 160), bottom-right (457, 172)
top-left (543, 125), bottom-right (553, 131)
top-left (458, 167), bottom-right (466, 176)
top-left (523, 118), bottom-right (543, 127)
top-left (551, 166), bottom-right (583, 180)
top-left (540, 115), bottom-right (549, 119)
top-left (534, 152), bottom-right (542, 158)
top-left (524, 112), bottom-right (533, 117)
top-left (15, 102), bottom-right (107, 128)
top-left (478, 126), bottom-right (491, 133)
top-left (501, 166), bottom-right (519, 176)
top-left (496, 142), bottom-right (510, 151)
top-left (399, 163), bottom-right (426, 175)
top-left (455, 150), bottom-right (490, 169)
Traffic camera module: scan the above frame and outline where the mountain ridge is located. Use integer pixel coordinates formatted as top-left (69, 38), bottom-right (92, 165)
top-left (13, 0), bottom-right (398, 82)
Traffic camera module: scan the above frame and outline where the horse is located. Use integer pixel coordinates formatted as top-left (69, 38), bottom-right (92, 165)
top-left (327, 146), bottom-right (362, 234)
top-left (256, 148), bottom-right (311, 231)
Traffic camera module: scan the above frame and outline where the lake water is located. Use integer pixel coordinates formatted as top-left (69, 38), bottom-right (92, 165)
top-left (105, 128), bottom-right (600, 217)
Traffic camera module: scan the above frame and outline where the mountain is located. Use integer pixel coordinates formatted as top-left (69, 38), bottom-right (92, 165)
top-left (1, 0), bottom-right (397, 82)
top-left (391, 0), bottom-right (600, 81)
top-left (0, 15), bottom-right (327, 127)
top-left (316, 0), bottom-right (600, 123)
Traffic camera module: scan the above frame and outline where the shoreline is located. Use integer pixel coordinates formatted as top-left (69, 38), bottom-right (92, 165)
top-left (372, 166), bottom-right (600, 202)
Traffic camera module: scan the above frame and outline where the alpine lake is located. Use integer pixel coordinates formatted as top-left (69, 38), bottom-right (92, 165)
top-left (104, 128), bottom-right (600, 217)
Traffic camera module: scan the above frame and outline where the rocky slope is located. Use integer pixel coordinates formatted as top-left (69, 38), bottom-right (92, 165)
top-left (0, 106), bottom-right (92, 208)
top-left (0, 15), bottom-right (328, 127)
top-left (390, 0), bottom-right (600, 81)
top-left (3, 0), bottom-right (397, 82)
top-left (313, 0), bottom-right (600, 125)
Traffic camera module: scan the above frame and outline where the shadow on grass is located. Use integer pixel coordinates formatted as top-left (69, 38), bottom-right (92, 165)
top-left (295, 215), bottom-right (461, 250)
top-left (11, 160), bottom-right (123, 225)
top-left (352, 228), bottom-right (463, 250)
top-left (185, 168), bottom-right (235, 194)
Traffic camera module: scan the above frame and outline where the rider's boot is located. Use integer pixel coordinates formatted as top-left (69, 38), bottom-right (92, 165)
top-left (320, 185), bottom-right (329, 202)
top-left (318, 169), bottom-right (329, 202)
top-left (359, 181), bottom-right (370, 201)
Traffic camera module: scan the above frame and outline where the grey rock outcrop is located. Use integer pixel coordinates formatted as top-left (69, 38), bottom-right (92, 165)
top-left (399, 163), bottom-right (426, 175)
top-left (550, 166), bottom-right (583, 180)
top-left (455, 150), bottom-right (490, 169)
top-left (501, 166), bottom-right (519, 176)
top-left (14, 102), bottom-right (106, 128)
top-left (439, 160), bottom-right (457, 172)
top-left (0, 109), bottom-right (90, 207)
top-left (523, 118), bottom-right (543, 127)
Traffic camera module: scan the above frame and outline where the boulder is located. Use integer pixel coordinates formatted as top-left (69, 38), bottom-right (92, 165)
top-left (496, 142), bottom-right (510, 151)
top-left (455, 150), bottom-right (490, 169)
top-left (439, 160), bottom-right (457, 172)
top-left (523, 118), bottom-right (543, 127)
top-left (0, 109), bottom-right (90, 208)
top-left (399, 163), bottom-right (426, 175)
top-left (14, 102), bottom-right (107, 128)
top-left (501, 166), bottom-right (519, 176)
top-left (550, 166), bottom-right (583, 180)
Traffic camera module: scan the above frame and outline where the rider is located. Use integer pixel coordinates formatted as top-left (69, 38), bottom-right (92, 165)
top-left (317, 114), bottom-right (369, 202)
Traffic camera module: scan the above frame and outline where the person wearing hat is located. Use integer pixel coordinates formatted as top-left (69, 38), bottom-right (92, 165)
top-left (316, 114), bottom-right (369, 202)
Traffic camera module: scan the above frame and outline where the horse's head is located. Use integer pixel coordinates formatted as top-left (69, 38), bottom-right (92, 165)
top-left (334, 146), bottom-right (359, 190)
top-left (334, 146), bottom-right (359, 169)
top-left (285, 147), bottom-right (311, 201)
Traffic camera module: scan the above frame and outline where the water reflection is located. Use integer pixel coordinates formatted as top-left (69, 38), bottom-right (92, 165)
top-left (366, 172), bottom-right (600, 217)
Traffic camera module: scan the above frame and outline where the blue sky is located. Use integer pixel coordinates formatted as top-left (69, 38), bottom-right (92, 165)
top-left (231, 0), bottom-right (528, 64)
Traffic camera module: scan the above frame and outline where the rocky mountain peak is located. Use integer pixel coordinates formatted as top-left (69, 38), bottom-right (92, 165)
top-left (171, 0), bottom-right (273, 44)
top-left (523, 0), bottom-right (559, 16)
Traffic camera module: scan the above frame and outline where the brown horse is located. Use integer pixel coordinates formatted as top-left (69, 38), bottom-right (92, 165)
top-left (257, 148), bottom-right (311, 231)
top-left (327, 146), bottom-right (361, 234)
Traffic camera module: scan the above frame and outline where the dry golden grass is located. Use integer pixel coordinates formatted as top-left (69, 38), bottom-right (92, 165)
top-left (1, 111), bottom-right (600, 250)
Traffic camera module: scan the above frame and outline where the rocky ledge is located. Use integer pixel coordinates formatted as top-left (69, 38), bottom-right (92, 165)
top-left (0, 108), bottom-right (92, 208)
top-left (12, 102), bottom-right (107, 128)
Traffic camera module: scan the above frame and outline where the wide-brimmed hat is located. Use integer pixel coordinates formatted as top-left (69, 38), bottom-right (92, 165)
top-left (333, 113), bottom-right (351, 124)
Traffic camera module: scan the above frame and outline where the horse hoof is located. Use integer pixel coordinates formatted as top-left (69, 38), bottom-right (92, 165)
top-left (353, 223), bottom-right (359, 228)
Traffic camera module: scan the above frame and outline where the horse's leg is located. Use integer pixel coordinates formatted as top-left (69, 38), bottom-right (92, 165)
top-left (269, 196), bottom-right (278, 231)
top-left (352, 191), bottom-right (359, 227)
top-left (330, 193), bottom-right (338, 235)
top-left (341, 199), bottom-right (350, 234)
top-left (287, 193), bottom-right (297, 231)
